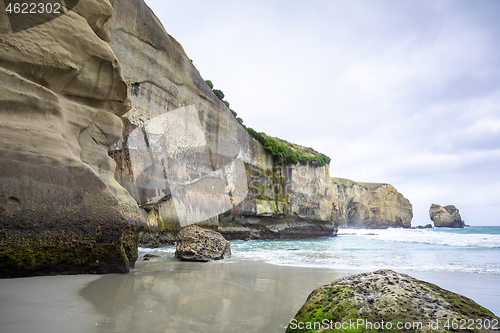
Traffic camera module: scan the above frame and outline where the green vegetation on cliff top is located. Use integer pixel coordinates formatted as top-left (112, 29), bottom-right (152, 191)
top-left (205, 80), bottom-right (331, 167)
top-left (331, 177), bottom-right (386, 191)
top-left (248, 129), bottom-right (331, 166)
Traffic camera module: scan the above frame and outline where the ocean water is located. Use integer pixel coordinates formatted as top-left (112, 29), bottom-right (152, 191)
top-left (143, 226), bottom-right (500, 274)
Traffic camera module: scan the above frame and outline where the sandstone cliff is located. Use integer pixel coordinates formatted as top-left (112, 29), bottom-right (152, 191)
top-left (331, 178), bottom-right (413, 228)
top-left (108, 0), bottom-right (337, 245)
top-left (0, 0), bottom-right (143, 278)
top-left (429, 204), bottom-right (464, 228)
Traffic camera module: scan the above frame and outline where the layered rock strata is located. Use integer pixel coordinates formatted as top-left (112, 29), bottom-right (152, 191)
top-left (331, 178), bottom-right (413, 229)
top-left (430, 204), bottom-right (464, 228)
top-left (108, 0), bottom-right (337, 245)
top-left (0, 0), bottom-right (144, 278)
top-left (287, 269), bottom-right (499, 333)
top-left (175, 226), bottom-right (231, 262)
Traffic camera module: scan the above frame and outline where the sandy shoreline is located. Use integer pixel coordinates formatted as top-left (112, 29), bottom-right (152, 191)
top-left (81, 259), bottom-right (355, 333)
top-left (1, 259), bottom-right (499, 333)
top-left (0, 274), bottom-right (103, 333)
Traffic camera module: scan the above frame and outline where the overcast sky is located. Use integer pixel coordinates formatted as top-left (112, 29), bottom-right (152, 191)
top-left (143, 0), bottom-right (500, 226)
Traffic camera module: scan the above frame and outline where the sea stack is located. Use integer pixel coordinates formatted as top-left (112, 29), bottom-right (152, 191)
top-left (429, 204), bottom-right (465, 228)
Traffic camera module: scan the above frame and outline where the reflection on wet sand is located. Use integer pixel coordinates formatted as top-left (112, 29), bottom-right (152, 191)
top-left (81, 258), bottom-right (348, 333)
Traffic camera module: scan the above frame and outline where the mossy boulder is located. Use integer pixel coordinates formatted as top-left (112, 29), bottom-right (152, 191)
top-left (175, 226), bottom-right (231, 262)
top-left (287, 269), bottom-right (499, 332)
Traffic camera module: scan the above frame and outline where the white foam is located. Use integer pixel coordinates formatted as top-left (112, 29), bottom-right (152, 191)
top-left (337, 228), bottom-right (500, 248)
top-left (139, 247), bottom-right (175, 255)
top-left (230, 228), bottom-right (500, 274)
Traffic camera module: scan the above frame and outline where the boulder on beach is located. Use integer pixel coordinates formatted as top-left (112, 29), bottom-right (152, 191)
top-left (429, 204), bottom-right (465, 228)
top-left (175, 226), bottom-right (231, 262)
top-left (286, 269), bottom-right (499, 333)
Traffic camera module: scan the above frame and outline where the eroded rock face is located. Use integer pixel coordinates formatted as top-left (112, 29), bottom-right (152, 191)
top-left (175, 226), bottom-right (231, 262)
top-left (107, 0), bottom-right (337, 244)
top-left (430, 204), bottom-right (464, 228)
top-left (287, 269), bottom-right (499, 333)
top-left (331, 178), bottom-right (413, 229)
top-left (218, 162), bottom-right (336, 240)
top-left (0, 0), bottom-right (144, 278)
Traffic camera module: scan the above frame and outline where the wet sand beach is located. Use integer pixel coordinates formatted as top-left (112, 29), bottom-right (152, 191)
top-left (81, 259), bottom-right (353, 333)
top-left (0, 275), bottom-right (103, 333)
top-left (1, 258), bottom-right (499, 333)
